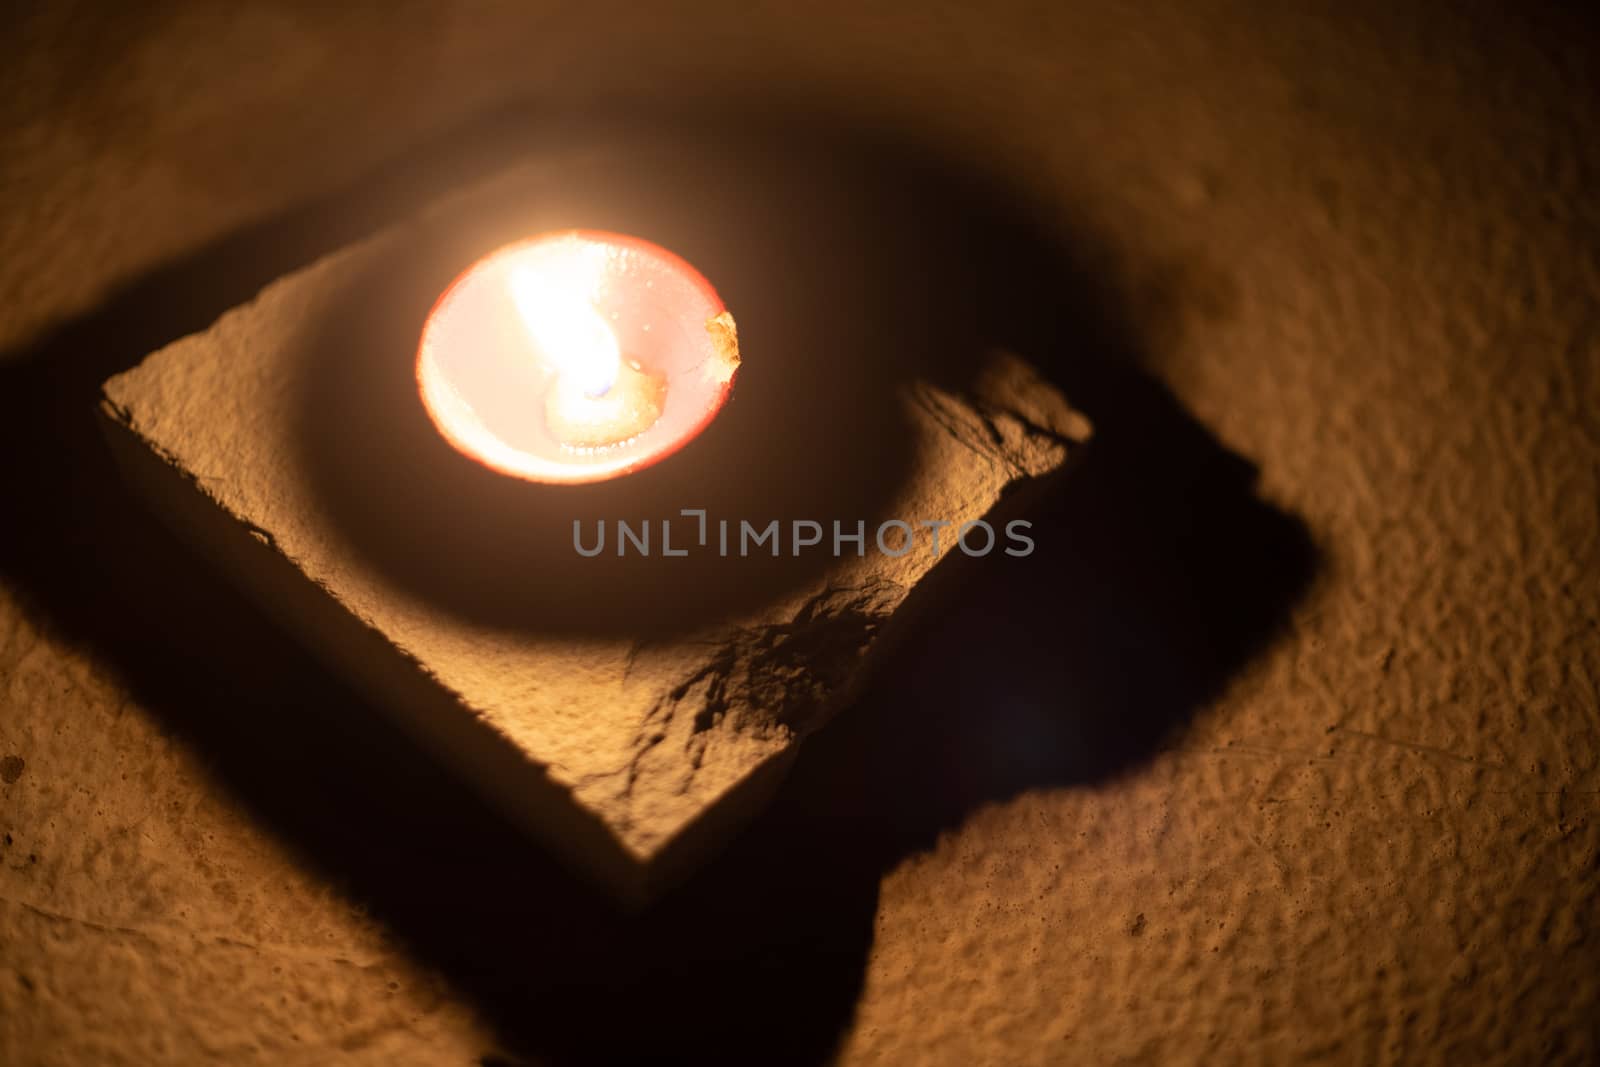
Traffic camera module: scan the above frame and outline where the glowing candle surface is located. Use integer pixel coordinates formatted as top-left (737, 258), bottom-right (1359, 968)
top-left (418, 230), bottom-right (739, 484)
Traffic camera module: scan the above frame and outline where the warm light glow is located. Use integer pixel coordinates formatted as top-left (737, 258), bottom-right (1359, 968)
top-left (417, 229), bottom-right (736, 484)
top-left (508, 251), bottom-right (620, 398)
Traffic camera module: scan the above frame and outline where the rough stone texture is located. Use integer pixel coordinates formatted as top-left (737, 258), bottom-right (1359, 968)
top-left (2, 2), bottom-right (1599, 1065)
top-left (97, 178), bottom-right (1089, 901)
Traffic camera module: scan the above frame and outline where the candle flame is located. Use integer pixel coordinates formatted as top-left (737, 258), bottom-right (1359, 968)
top-left (509, 261), bottom-right (620, 398)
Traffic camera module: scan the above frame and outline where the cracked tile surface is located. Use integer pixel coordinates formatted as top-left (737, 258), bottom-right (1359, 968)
top-left (3, 1), bottom-right (1598, 1064)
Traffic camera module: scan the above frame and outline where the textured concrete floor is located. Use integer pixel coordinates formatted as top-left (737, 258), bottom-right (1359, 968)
top-left (2, 2), bottom-right (1598, 1064)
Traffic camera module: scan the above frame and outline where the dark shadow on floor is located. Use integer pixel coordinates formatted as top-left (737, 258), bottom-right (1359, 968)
top-left (0, 99), bottom-right (1316, 1066)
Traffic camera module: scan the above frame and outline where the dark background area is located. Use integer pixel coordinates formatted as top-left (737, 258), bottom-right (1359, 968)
top-left (2, 3), bottom-right (1597, 1064)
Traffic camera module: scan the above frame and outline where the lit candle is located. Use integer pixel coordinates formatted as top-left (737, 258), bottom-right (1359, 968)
top-left (417, 230), bottom-right (739, 484)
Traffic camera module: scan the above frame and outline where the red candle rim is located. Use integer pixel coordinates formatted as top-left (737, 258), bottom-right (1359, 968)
top-left (417, 229), bottom-right (735, 485)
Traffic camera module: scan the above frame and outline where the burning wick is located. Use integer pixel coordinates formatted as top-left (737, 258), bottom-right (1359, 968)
top-left (508, 261), bottom-right (666, 449)
top-left (417, 230), bottom-right (739, 484)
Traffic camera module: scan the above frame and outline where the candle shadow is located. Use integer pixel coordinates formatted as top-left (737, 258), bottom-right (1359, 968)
top-left (0, 100), bottom-right (1317, 1066)
top-left (288, 123), bottom-right (993, 638)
